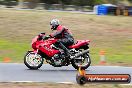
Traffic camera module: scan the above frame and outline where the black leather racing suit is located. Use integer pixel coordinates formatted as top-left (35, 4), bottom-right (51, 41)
top-left (50, 25), bottom-right (74, 55)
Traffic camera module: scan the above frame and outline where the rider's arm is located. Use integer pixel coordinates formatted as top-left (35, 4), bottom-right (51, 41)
top-left (49, 28), bottom-right (65, 38)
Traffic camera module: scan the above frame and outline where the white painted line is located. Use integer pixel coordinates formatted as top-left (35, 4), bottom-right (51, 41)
top-left (95, 65), bottom-right (132, 67)
top-left (57, 82), bottom-right (74, 84)
top-left (10, 81), bottom-right (34, 83)
top-left (10, 81), bottom-right (75, 84)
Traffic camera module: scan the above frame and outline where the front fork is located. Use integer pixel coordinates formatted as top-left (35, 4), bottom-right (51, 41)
top-left (34, 49), bottom-right (38, 58)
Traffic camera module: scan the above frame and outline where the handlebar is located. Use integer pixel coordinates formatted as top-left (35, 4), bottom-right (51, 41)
top-left (43, 36), bottom-right (50, 40)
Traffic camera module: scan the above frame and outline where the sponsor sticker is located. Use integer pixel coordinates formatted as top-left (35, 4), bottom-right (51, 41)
top-left (85, 74), bottom-right (131, 83)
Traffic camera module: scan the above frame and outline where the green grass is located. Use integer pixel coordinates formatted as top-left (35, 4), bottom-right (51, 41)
top-left (0, 39), bottom-right (30, 62)
top-left (0, 8), bottom-right (132, 66)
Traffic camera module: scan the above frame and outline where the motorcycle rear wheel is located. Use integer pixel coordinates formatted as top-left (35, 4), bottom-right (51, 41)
top-left (71, 53), bottom-right (91, 70)
top-left (24, 51), bottom-right (44, 70)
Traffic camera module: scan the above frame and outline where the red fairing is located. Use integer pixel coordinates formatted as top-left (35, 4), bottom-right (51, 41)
top-left (38, 39), bottom-right (59, 57)
top-left (69, 40), bottom-right (90, 49)
top-left (31, 34), bottom-right (90, 57)
top-left (32, 36), bottom-right (39, 50)
top-left (32, 35), bottom-right (59, 57)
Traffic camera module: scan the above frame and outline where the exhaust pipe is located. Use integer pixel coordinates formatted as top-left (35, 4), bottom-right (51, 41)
top-left (71, 49), bottom-right (89, 59)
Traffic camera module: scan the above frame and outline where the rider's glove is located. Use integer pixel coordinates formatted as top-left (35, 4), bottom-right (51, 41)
top-left (38, 33), bottom-right (45, 40)
top-left (42, 35), bottom-right (51, 40)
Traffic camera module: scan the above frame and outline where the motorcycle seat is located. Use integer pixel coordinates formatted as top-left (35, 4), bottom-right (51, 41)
top-left (68, 40), bottom-right (89, 49)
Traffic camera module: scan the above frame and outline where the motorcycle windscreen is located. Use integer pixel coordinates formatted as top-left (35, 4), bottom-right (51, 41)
top-left (31, 36), bottom-right (39, 45)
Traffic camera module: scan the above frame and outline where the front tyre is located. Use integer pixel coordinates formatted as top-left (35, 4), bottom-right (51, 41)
top-left (24, 51), bottom-right (43, 70)
top-left (71, 53), bottom-right (91, 70)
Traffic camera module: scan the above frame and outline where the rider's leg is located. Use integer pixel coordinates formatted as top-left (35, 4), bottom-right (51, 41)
top-left (59, 42), bottom-right (70, 54)
top-left (55, 38), bottom-right (74, 56)
top-left (55, 39), bottom-right (70, 56)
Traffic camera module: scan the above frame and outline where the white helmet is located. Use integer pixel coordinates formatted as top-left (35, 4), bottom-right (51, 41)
top-left (50, 19), bottom-right (60, 30)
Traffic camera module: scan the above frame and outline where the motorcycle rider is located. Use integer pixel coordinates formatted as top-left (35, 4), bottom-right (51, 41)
top-left (45, 19), bottom-right (74, 56)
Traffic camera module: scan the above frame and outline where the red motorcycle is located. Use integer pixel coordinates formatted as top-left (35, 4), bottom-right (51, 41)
top-left (24, 33), bottom-right (91, 70)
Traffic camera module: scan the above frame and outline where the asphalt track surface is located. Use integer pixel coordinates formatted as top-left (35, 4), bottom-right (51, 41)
top-left (0, 63), bottom-right (132, 84)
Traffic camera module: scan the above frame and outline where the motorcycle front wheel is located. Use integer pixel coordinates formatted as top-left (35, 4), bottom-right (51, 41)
top-left (24, 51), bottom-right (44, 70)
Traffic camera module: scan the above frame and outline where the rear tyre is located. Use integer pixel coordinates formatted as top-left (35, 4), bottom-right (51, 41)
top-left (71, 53), bottom-right (91, 70)
top-left (24, 51), bottom-right (43, 70)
